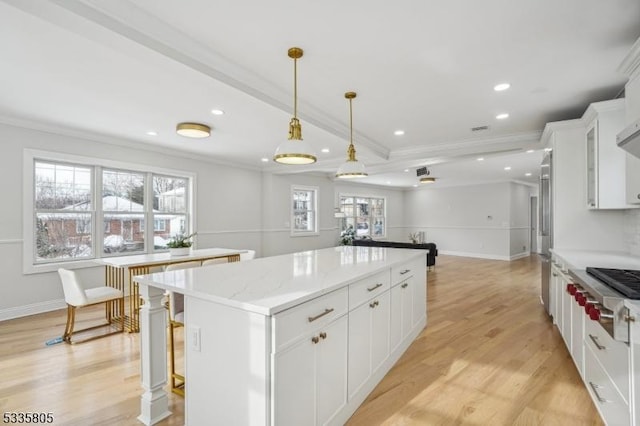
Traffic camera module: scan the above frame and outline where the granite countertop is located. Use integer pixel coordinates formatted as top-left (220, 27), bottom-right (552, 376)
top-left (134, 246), bottom-right (426, 316)
top-left (550, 248), bottom-right (640, 270)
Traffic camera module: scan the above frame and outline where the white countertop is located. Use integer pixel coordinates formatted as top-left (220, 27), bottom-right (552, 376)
top-left (134, 246), bottom-right (427, 316)
top-left (550, 248), bottom-right (640, 270)
top-left (94, 247), bottom-right (245, 268)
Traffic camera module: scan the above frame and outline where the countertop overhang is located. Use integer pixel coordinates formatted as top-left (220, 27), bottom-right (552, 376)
top-left (134, 246), bottom-right (427, 316)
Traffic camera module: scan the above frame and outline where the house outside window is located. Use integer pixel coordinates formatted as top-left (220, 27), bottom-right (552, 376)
top-left (291, 185), bottom-right (318, 236)
top-left (339, 195), bottom-right (386, 238)
top-left (26, 151), bottom-right (194, 272)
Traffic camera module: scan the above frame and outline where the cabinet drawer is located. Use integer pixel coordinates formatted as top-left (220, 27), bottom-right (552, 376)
top-left (584, 318), bottom-right (630, 402)
top-left (274, 287), bottom-right (348, 351)
top-left (584, 344), bottom-right (630, 425)
top-left (391, 257), bottom-right (423, 286)
top-left (348, 270), bottom-right (390, 309)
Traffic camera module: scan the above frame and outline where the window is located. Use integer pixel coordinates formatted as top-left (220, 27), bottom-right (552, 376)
top-left (26, 150), bottom-right (194, 272)
top-left (291, 186), bottom-right (318, 236)
top-left (339, 195), bottom-right (386, 238)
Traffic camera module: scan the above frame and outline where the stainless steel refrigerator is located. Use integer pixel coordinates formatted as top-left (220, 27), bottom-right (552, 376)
top-left (539, 151), bottom-right (553, 316)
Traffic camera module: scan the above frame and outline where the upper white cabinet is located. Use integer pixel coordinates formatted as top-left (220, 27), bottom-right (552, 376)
top-left (626, 155), bottom-right (640, 204)
top-left (584, 99), bottom-right (640, 209)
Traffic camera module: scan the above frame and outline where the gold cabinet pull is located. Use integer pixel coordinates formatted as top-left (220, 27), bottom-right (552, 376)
top-left (401, 283), bottom-right (409, 289)
top-left (367, 283), bottom-right (383, 292)
top-left (399, 269), bottom-right (411, 275)
top-left (308, 308), bottom-right (334, 323)
top-left (319, 332), bottom-right (327, 340)
top-left (624, 314), bottom-right (636, 322)
top-left (311, 336), bottom-right (320, 344)
top-left (369, 300), bottom-right (379, 308)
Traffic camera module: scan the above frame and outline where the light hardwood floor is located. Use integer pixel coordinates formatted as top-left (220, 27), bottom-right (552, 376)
top-left (0, 255), bottom-right (602, 425)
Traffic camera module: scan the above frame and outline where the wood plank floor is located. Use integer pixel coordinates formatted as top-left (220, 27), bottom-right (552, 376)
top-left (0, 255), bottom-right (602, 425)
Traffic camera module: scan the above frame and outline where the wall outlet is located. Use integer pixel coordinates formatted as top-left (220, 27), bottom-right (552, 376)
top-left (190, 325), bottom-right (201, 352)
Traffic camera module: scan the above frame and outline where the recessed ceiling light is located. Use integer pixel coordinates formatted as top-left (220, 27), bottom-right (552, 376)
top-left (525, 172), bottom-right (532, 176)
top-left (211, 109), bottom-right (225, 115)
top-left (412, 184), bottom-right (418, 188)
top-left (261, 158), bottom-right (269, 162)
top-left (321, 148), bottom-right (330, 153)
top-left (477, 157), bottom-right (484, 161)
top-left (496, 113), bottom-right (509, 120)
top-left (526, 149), bottom-right (534, 153)
top-left (404, 169), bottom-right (409, 173)
top-left (386, 181), bottom-right (391, 184)
top-left (394, 130), bottom-right (405, 136)
top-left (544, 148), bottom-right (553, 152)
top-left (494, 83), bottom-right (511, 91)
top-left (146, 131), bottom-right (158, 136)
top-left (504, 166), bottom-right (512, 171)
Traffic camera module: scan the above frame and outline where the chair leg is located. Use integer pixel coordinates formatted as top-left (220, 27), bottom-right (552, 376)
top-left (63, 305), bottom-right (75, 343)
top-left (63, 299), bottom-right (125, 344)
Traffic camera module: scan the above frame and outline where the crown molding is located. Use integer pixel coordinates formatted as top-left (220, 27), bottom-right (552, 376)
top-left (618, 37), bottom-right (640, 80)
top-left (581, 98), bottom-right (625, 124)
top-left (540, 118), bottom-right (583, 147)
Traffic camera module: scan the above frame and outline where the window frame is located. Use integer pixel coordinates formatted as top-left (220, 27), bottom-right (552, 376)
top-left (23, 149), bottom-right (197, 274)
top-left (290, 185), bottom-right (319, 237)
top-left (339, 194), bottom-right (387, 239)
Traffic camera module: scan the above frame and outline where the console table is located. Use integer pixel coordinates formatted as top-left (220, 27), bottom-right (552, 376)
top-left (94, 248), bottom-right (243, 332)
top-left (134, 246), bottom-right (427, 425)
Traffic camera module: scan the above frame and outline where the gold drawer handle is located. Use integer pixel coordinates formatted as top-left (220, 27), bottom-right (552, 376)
top-left (311, 336), bottom-right (320, 344)
top-left (319, 332), bottom-right (327, 340)
top-left (589, 334), bottom-right (606, 351)
top-left (399, 269), bottom-right (411, 275)
top-left (401, 283), bottom-right (409, 289)
top-left (369, 300), bottom-right (379, 308)
top-left (367, 283), bottom-right (383, 292)
top-left (308, 308), bottom-right (334, 323)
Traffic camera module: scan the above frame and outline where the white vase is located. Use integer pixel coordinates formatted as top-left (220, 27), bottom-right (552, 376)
top-left (169, 247), bottom-right (190, 256)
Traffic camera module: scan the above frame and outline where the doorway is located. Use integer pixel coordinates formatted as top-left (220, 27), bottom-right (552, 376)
top-left (530, 196), bottom-right (538, 253)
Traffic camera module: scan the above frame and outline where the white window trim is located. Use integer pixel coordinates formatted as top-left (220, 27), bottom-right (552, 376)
top-left (290, 185), bottom-right (319, 237)
top-left (23, 149), bottom-right (197, 274)
top-left (338, 193), bottom-right (387, 239)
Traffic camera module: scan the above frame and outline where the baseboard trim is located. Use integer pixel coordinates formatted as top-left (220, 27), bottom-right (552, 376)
top-left (439, 250), bottom-right (532, 261)
top-left (0, 299), bottom-right (66, 322)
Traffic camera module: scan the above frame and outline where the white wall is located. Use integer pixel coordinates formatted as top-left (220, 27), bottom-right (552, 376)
top-left (0, 122), bottom-right (263, 318)
top-left (404, 181), bottom-right (532, 260)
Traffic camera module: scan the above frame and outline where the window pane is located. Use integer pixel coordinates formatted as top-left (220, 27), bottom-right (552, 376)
top-left (103, 170), bottom-right (145, 212)
top-left (102, 213), bottom-right (145, 254)
top-left (372, 219), bottom-right (385, 237)
top-left (356, 219), bottom-right (370, 237)
top-left (35, 161), bottom-right (92, 210)
top-left (154, 176), bottom-right (187, 213)
top-left (152, 214), bottom-right (186, 250)
top-left (293, 211), bottom-right (313, 232)
top-left (371, 198), bottom-right (384, 218)
top-left (293, 190), bottom-right (313, 211)
top-left (35, 213), bottom-right (93, 261)
top-left (356, 198), bottom-right (369, 216)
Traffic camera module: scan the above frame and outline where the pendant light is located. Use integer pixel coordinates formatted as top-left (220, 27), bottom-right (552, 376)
top-left (273, 47), bottom-right (317, 165)
top-left (336, 92), bottom-right (367, 178)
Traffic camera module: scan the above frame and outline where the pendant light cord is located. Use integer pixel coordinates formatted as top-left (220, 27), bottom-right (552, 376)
top-left (293, 57), bottom-right (298, 119)
top-left (349, 97), bottom-right (353, 146)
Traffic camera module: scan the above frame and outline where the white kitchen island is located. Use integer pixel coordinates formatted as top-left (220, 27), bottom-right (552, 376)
top-left (134, 246), bottom-right (428, 425)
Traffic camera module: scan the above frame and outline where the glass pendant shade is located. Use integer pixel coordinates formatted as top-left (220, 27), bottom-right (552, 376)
top-left (273, 47), bottom-right (317, 165)
top-left (336, 91), bottom-right (366, 178)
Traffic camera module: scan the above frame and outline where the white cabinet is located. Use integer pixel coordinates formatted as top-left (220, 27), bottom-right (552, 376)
top-left (584, 99), bottom-right (639, 209)
top-left (389, 258), bottom-right (427, 354)
top-left (626, 154), bottom-right (640, 204)
top-left (274, 314), bottom-right (348, 426)
top-left (585, 344), bottom-right (630, 426)
top-left (348, 291), bottom-right (390, 399)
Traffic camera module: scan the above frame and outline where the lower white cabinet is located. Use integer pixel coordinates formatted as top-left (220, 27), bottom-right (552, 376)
top-left (585, 344), bottom-right (630, 426)
top-left (274, 314), bottom-right (348, 426)
top-left (348, 291), bottom-right (390, 399)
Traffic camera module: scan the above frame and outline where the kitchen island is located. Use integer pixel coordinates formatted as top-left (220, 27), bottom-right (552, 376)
top-left (134, 246), bottom-right (428, 425)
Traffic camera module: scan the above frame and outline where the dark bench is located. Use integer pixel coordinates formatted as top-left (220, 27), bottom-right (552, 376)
top-left (352, 239), bottom-right (438, 269)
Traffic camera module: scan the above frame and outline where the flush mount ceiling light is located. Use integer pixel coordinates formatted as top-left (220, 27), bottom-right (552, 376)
top-left (176, 122), bottom-right (210, 138)
top-left (273, 47), bottom-right (317, 165)
top-left (336, 92), bottom-right (367, 179)
top-left (496, 113), bottom-right (509, 120)
top-left (417, 166), bottom-right (436, 184)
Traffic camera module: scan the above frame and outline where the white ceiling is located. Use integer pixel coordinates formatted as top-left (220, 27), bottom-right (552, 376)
top-left (1, 0), bottom-right (639, 188)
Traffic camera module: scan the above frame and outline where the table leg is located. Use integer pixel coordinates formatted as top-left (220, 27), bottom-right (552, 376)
top-left (137, 283), bottom-right (171, 425)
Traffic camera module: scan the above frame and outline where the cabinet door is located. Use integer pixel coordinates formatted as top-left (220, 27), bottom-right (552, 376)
top-left (273, 334), bottom-right (316, 426)
top-left (586, 123), bottom-right (597, 208)
top-left (549, 266), bottom-right (558, 325)
top-left (570, 296), bottom-right (584, 377)
top-left (412, 272), bottom-right (427, 327)
top-left (626, 154), bottom-right (640, 204)
top-left (370, 291), bottom-right (390, 375)
top-left (561, 275), bottom-right (572, 351)
top-left (316, 315), bottom-right (348, 426)
top-left (348, 301), bottom-right (371, 398)
top-left (389, 285), bottom-right (402, 353)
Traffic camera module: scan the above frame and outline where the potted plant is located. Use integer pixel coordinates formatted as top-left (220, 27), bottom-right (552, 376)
top-left (167, 232), bottom-right (196, 256)
top-left (339, 226), bottom-right (356, 246)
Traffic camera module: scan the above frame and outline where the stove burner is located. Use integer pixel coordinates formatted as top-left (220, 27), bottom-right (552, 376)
top-left (586, 267), bottom-right (640, 299)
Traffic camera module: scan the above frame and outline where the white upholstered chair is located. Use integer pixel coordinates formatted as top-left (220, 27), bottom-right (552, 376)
top-left (164, 260), bottom-right (201, 396)
top-left (57, 268), bottom-right (124, 344)
top-left (240, 250), bottom-right (256, 261)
